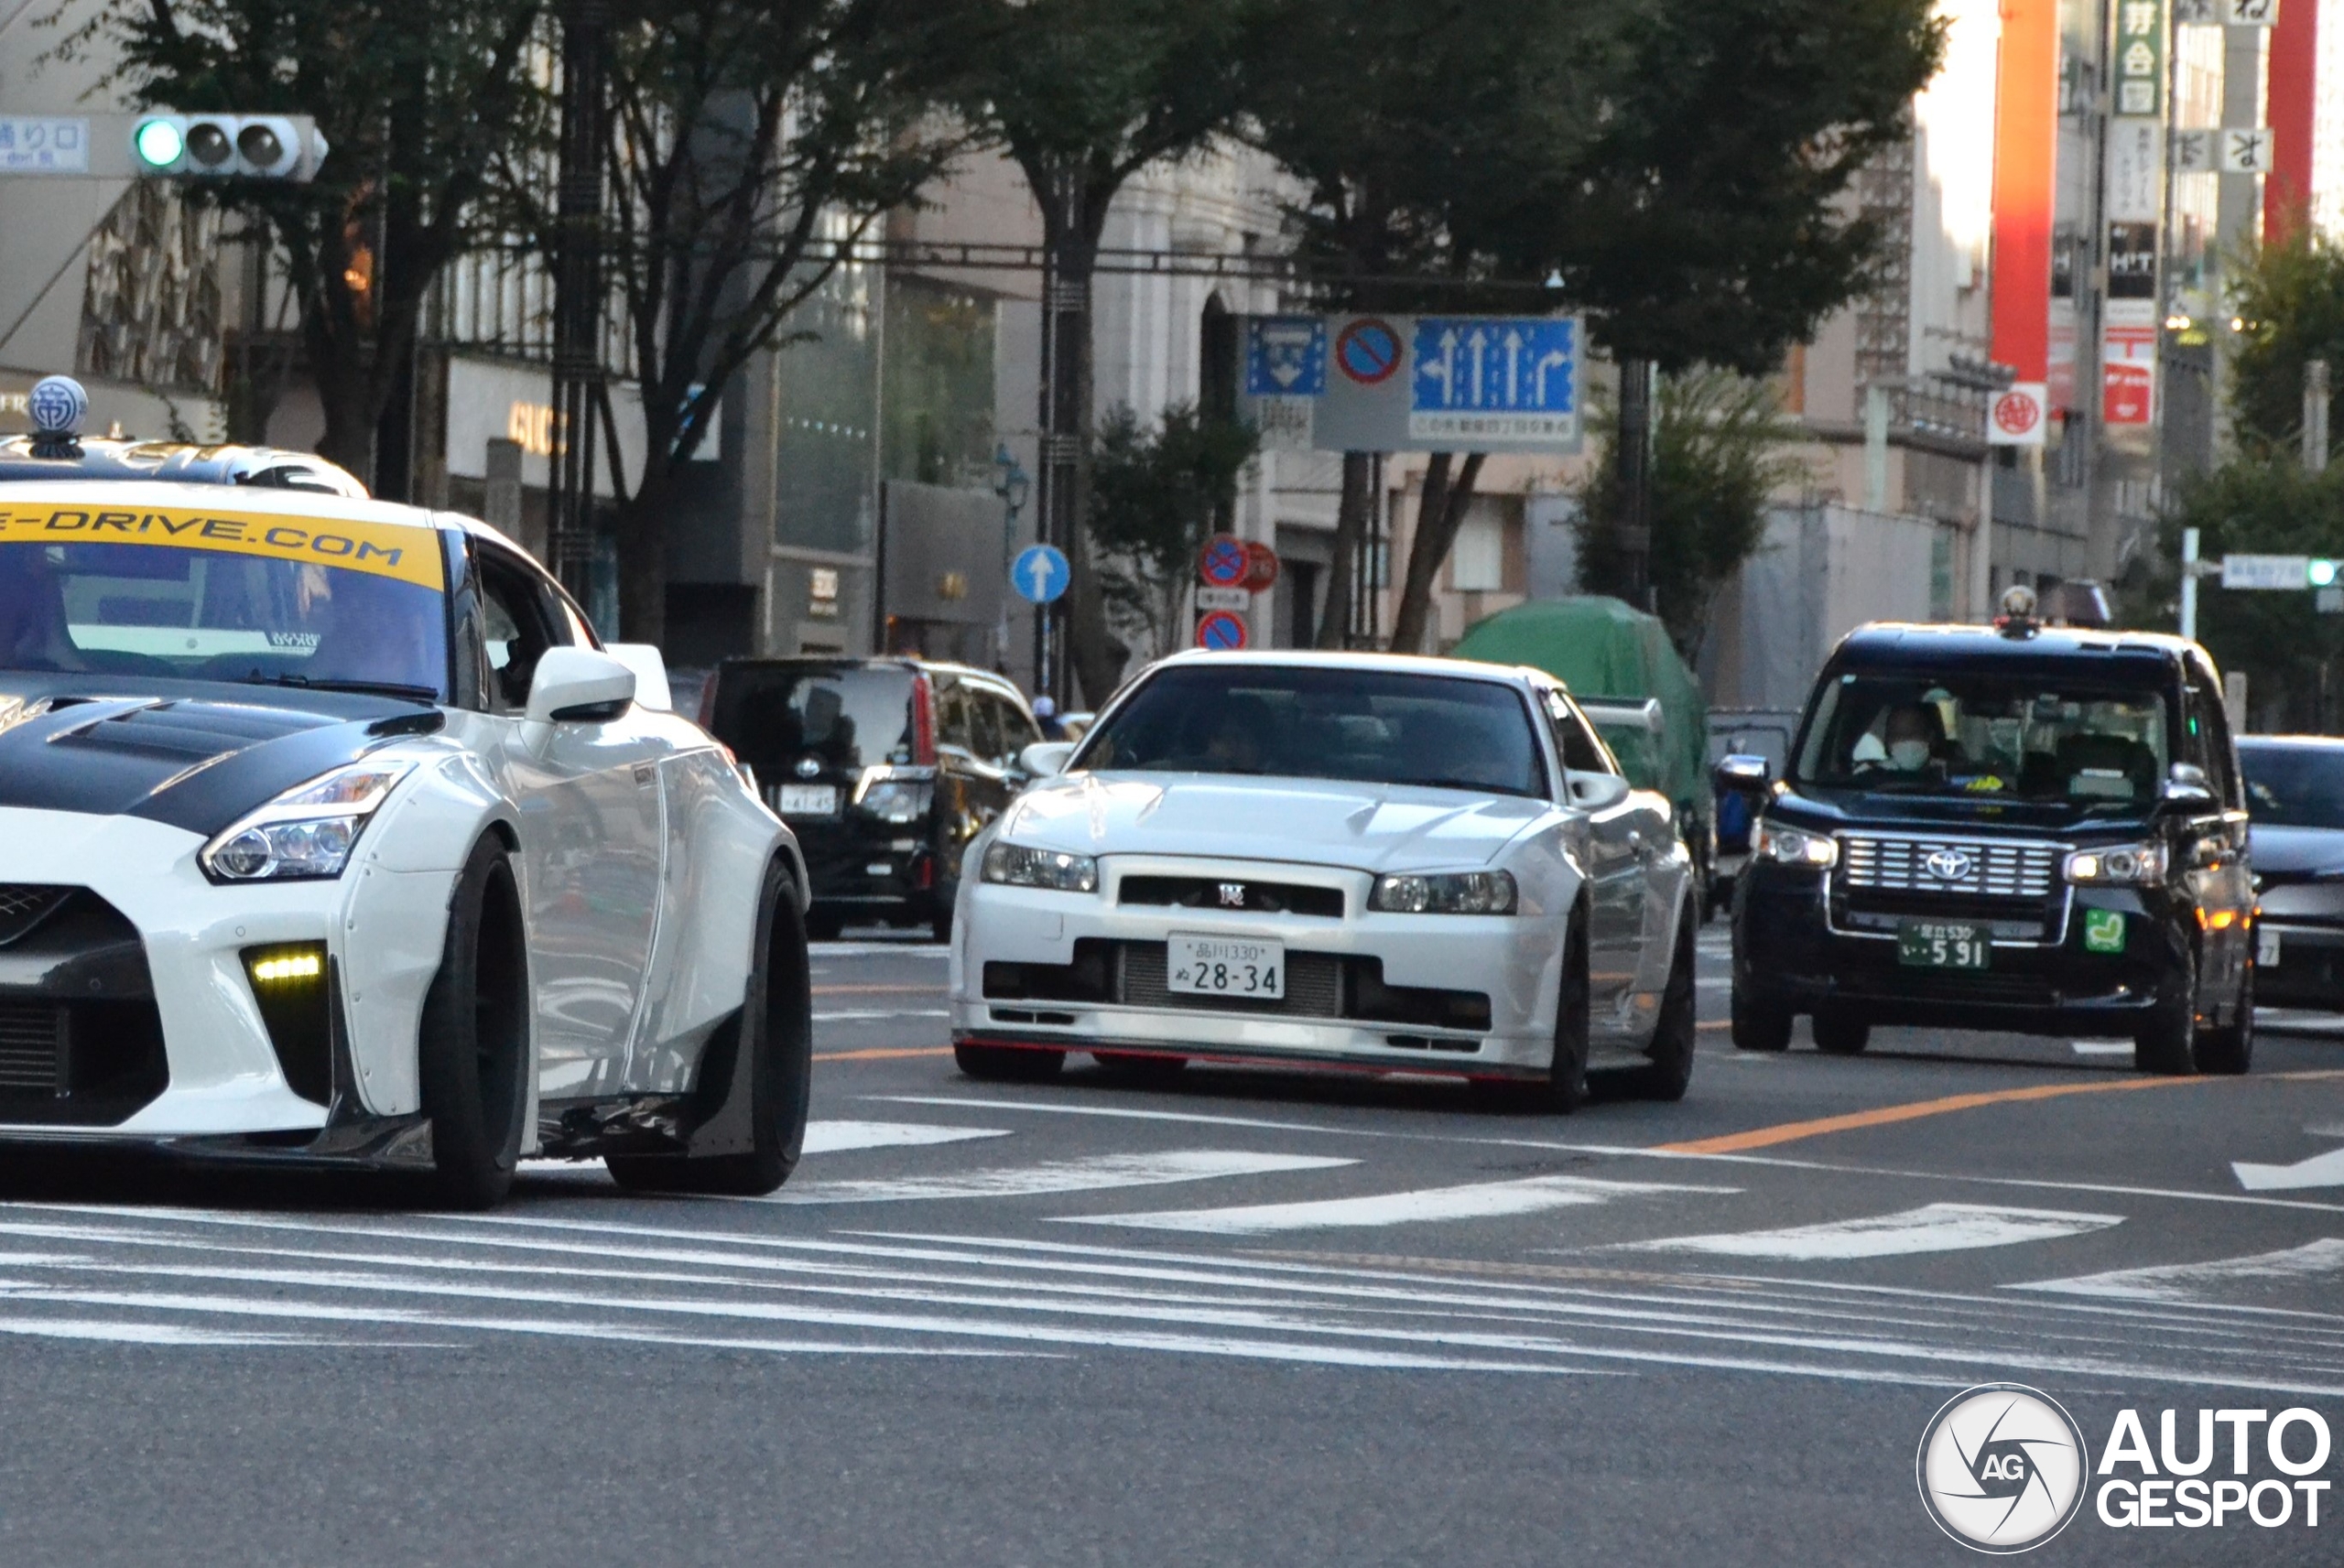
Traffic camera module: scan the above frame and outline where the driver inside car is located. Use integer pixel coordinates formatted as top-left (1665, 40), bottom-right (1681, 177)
top-left (0, 547), bottom-right (87, 672)
top-left (301, 567), bottom-right (439, 691)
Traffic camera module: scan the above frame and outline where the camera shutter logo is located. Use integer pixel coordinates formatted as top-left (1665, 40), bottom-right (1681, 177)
top-left (1916, 1384), bottom-right (2088, 1553)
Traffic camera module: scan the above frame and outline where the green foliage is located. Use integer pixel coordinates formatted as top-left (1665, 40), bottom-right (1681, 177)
top-left (2229, 228), bottom-right (2344, 452)
top-left (1574, 369), bottom-right (1807, 660)
top-left (2146, 460), bottom-right (2344, 730)
top-left (1088, 404), bottom-right (1260, 659)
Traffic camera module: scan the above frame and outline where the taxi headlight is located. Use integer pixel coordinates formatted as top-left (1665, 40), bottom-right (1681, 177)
top-left (1755, 822), bottom-right (1838, 869)
top-left (200, 760), bottom-right (415, 883)
top-left (2065, 841), bottom-right (2166, 886)
top-left (1370, 870), bottom-right (1518, 914)
top-left (981, 842), bottom-right (1098, 892)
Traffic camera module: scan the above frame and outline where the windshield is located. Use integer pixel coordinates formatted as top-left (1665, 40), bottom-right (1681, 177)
top-left (1793, 671), bottom-right (2171, 806)
top-left (0, 524), bottom-right (448, 699)
top-left (2241, 743), bottom-right (2344, 829)
top-left (708, 664), bottom-right (916, 773)
top-left (1073, 665), bottom-right (1549, 797)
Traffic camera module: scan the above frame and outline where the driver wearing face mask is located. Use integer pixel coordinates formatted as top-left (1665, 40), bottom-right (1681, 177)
top-left (1880, 702), bottom-right (1944, 773)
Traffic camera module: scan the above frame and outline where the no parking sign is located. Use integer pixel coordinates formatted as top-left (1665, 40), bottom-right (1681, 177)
top-left (1195, 610), bottom-right (1248, 651)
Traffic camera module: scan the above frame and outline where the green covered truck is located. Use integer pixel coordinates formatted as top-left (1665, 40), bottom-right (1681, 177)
top-left (1449, 596), bottom-right (1717, 917)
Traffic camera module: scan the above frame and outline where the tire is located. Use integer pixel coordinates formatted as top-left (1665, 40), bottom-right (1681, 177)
top-left (1731, 987), bottom-right (1793, 1053)
top-left (417, 837), bottom-right (531, 1209)
top-left (609, 860), bottom-right (814, 1195)
top-left (1619, 903), bottom-right (1697, 1101)
top-left (1092, 1050), bottom-right (1188, 1086)
top-left (2134, 949), bottom-right (2200, 1076)
top-left (2195, 963), bottom-right (2253, 1076)
top-left (1810, 1009), bottom-right (1872, 1056)
top-left (1477, 909), bottom-right (1591, 1113)
top-left (954, 1042), bottom-right (1065, 1081)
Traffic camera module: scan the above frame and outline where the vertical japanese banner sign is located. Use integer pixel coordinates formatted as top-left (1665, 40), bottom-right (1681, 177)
top-left (2102, 0), bottom-right (2165, 432)
top-left (2266, 0), bottom-right (2317, 240)
top-left (1989, 0), bottom-right (2057, 446)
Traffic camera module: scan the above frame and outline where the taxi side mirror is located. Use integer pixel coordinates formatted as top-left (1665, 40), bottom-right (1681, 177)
top-left (2163, 762), bottom-right (2217, 806)
top-left (1714, 753), bottom-right (1771, 786)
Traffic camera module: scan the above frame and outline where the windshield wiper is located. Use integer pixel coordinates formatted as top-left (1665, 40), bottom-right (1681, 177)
top-left (235, 672), bottom-right (440, 705)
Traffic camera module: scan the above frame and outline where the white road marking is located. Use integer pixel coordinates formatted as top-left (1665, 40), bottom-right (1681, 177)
top-left (810, 943), bottom-right (950, 958)
top-left (816, 1009), bottom-right (949, 1022)
top-left (760, 1149), bottom-right (1354, 1205)
top-left (2234, 1147), bottom-right (2344, 1192)
top-left (868, 1095), bottom-right (1341, 1133)
top-left (2070, 1041), bottom-right (2133, 1056)
top-left (1625, 1203), bottom-right (2124, 1261)
top-left (2015, 1238), bottom-right (2344, 1304)
top-left (801, 1120), bottom-right (1011, 1154)
top-left (1066, 1174), bottom-right (1738, 1236)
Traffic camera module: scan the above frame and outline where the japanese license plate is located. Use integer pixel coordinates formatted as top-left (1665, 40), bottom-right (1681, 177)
top-left (2259, 925), bottom-right (2282, 968)
top-left (1167, 934), bottom-right (1285, 1000)
top-left (774, 784), bottom-right (838, 816)
top-left (1898, 920), bottom-right (1989, 969)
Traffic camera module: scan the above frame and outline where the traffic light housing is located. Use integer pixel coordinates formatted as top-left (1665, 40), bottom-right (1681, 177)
top-left (2309, 558), bottom-right (2339, 589)
top-left (131, 114), bottom-right (327, 181)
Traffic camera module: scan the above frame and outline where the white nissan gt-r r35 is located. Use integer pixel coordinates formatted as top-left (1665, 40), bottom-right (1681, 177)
top-left (0, 480), bottom-right (810, 1205)
top-left (950, 651), bottom-right (1699, 1109)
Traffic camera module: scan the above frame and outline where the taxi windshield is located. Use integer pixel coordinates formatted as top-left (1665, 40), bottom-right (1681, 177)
top-left (1793, 672), bottom-right (2171, 806)
top-left (0, 538), bottom-right (448, 700)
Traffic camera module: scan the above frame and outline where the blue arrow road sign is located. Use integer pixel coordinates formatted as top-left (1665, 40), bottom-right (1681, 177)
top-left (1245, 316), bottom-right (1327, 397)
top-left (1011, 544), bottom-right (1070, 604)
top-left (1408, 317), bottom-right (1577, 444)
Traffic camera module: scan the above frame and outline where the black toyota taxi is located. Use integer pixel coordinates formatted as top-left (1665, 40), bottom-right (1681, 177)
top-left (1731, 596), bottom-right (2254, 1075)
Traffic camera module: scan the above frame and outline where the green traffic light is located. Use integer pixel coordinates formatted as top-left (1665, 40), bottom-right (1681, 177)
top-left (133, 118), bottom-right (183, 168)
top-left (2312, 559), bottom-right (2339, 589)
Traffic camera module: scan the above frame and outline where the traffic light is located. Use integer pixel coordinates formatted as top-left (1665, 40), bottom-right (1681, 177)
top-left (130, 114), bottom-right (327, 181)
top-left (2309, 559), bottom-right (2339, 589)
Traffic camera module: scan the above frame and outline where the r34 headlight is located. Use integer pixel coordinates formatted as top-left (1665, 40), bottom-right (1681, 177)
top-left (1370, 871), bottom-right (1518, 914)
top-left (981, 841), bottom-right (1099, 892)
top-left (201, 760), bottom-right (416, 883)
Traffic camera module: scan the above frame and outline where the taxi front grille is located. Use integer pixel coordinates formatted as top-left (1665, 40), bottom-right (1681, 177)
top-left (1838, 835), bottom-right (2063, 899)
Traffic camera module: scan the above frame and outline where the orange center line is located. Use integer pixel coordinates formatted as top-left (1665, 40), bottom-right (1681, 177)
top-left (813, 1046), bottom-right (954, 1063)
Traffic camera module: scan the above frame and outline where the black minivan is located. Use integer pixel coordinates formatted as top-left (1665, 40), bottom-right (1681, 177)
top-left (1731, 607), bottom-right (2256, 1075)
top-left (702, 658), bottom-right (1045, 940)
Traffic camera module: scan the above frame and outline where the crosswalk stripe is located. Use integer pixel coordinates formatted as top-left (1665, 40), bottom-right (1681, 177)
top-left (800, 1120), bottom-right (1011, 1154)
top-left (2013, 1238), bottom-right (2344, 1305)
top-left (815, 1010), bottom-right (950, 1022)
top-left (1061, 1174), bottom-right (1738, 1236)
top-left (868, 1096), bottom-right (1340, 1133)
top-left (1622, 1203), bottom-right (2123, 1261)
top-left (761, 1150), bottom-right (1354, 1205)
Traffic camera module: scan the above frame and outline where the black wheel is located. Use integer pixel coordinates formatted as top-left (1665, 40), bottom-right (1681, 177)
top-left (1619, 903), bottom-right (1697, 1100)
top-left (928, 892), bottom-right (955, 945)
top-left (1810, 1009), bottom-right (1871, 1056)
top-left (2196, 963), bottom-right (2253, 1076)
top-left (806, 908), bottom-right (844, 943)
top-left (417, 837), bottom-right (531, 1209)
top-left (1092, 1050), bottom-right (1188, 1086)
top-left (2134, 949), bottom-right (2200, 1076)
top-left (1731, 987), bottom-right (1793, 1052)
top-left (609, 860), bottom-right (814, 1195)
top-left (954, 1042), bottom-right (1065, 1081)
top-left (1478, 909), bottom-right (1591, 1113)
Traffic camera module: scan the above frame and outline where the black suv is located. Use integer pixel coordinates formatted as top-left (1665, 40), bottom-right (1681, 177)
top-left (701, 657), bottom-right (1044, 940)
top-left (1731, 614), bottom-right (2255, 1074)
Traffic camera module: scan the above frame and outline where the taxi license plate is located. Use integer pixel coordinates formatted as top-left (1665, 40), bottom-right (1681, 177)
top-left (1168, 934), bottom-right (1285, 1000)
top-left (1898, 920), bottom-right (1988, 969)
top-left (774, 784), bottom-right (838, 816)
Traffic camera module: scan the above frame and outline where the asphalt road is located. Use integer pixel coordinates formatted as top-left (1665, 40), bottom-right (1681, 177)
top-left (6, 925), bottom-right (2344, 1565)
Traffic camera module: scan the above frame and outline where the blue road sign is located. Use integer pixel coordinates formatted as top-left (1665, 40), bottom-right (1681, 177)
top-left (1199, 533), bottom-right (1249, 588)
top-left (1011, 544), bottom-right (1070, 604)
top-left (1195, 609), bottom-right (1249, 651)
top-left (1408, 317), bottom-right (1577, 443)
top-left (1245, 316), bottom-right (1326, 397)
top-left (1335, 318), bottom-right (1403, 384)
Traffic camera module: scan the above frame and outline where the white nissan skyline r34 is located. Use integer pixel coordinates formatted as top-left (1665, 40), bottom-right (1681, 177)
top-left (0, 474), bottom-right (810, 1206)
top-left (950, 651), bottom-right (1699, 1108)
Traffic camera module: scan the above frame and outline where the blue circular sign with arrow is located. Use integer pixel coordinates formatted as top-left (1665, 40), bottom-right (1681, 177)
top-left (1011, 544), bottom-right (1070, 604)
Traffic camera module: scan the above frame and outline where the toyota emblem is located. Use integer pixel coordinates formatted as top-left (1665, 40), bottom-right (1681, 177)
top-left (794, 756), bottom-right (822, 780)
top-left (1925, 849), bottom-right (1973, 881)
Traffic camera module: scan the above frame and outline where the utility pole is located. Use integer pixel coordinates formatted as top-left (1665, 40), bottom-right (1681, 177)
top-left (1615, 357), bottom-right (1655, 609)
top-left (2306, 359), bottom-right (2331, 474)
top-left (1032, 181), bottom-right (1090, 705)
top-left (548, 0), bottom-right (610, 608)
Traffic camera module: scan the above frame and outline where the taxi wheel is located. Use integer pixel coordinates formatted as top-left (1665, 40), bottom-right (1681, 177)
top-left (1731, 989), bottom-right (1793, 1053)
top-left (418, 838), bottom-right (531, 1210)
top-left (1810, 1010), bottom-right (1871, 1055)
top-left (2134, 957), bottom-right (2200, 1076)
top-left (1621, 904), bottom-right (1697, 1101)
top-left (955, 1043), bottom-right (1065, 1081)
top-left (2195, 966), bottom-right (2253, 1076)
top-left (1093, 1051), bottom-right (1188, 1085)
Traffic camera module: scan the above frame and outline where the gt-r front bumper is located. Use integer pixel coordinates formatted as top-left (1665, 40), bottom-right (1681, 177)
top-left (949, 855), bottom-right (1568, 1078)
top-left (0, 806), bottom-right (457, 1153)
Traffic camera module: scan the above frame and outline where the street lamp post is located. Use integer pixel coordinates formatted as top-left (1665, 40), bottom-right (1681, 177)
top-left (993, 441), bottom-right (1031, 676)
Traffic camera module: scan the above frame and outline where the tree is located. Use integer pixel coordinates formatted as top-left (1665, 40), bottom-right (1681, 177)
top-left (1573, 367), bottom-right (1807, 662)
top-left (489, 0), bottom-right (960, 644)
top-left (948, 0), bottom-right (1261, 704)
top-left (2229, 227), bottom-right (2344, 454)
top-left (1088, 402), bottom-right (1259, 660)
top-left (59, 0), bottom-right (545, 490)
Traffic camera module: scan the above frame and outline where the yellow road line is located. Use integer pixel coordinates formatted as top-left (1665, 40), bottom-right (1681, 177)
top-left (813, 1046), bottom-right (954, 1063)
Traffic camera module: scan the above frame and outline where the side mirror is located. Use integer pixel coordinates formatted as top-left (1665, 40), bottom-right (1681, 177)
top-left (1713, 753), bottom-right (1770, 786)
top-left (603, 643), bottom-right (671, 711)
top-left (1567, 769), bottom-right (1632, 811)
top-left (1019, 741), bottom-right (1076, 779)
top-left (526, 646), bottom-right (637, 724)
top-left (2163, 761), bottom-right (2217, 806)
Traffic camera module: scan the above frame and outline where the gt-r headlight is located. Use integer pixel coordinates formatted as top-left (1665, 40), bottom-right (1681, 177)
top-left (1754, 821), bottom-right (1838, 869)
top-left (2065, 841), bottom-right (2167, 886)
top-left (981, 841), bottom-right (1098, 893)
top-left (201, 760), bottom-right (416, 883)
top-left (1370, 870), bottom-right (1518, 915)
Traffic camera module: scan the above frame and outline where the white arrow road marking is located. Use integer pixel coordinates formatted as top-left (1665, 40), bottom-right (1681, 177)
top-left (2013, 1238), bottom-right (2344, 1303)
top-left (800, 1120), bottom-right (1012, 1154)
top-left (2234, 1147), bottom-right (2344, 1192)
top-left (1062, 1174), bottom-right (1738, 1236)
top-left (758, 1149), bottom-right (1353, 1205)
top-left (1623, 1203), bottom-right (2123, 1260)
